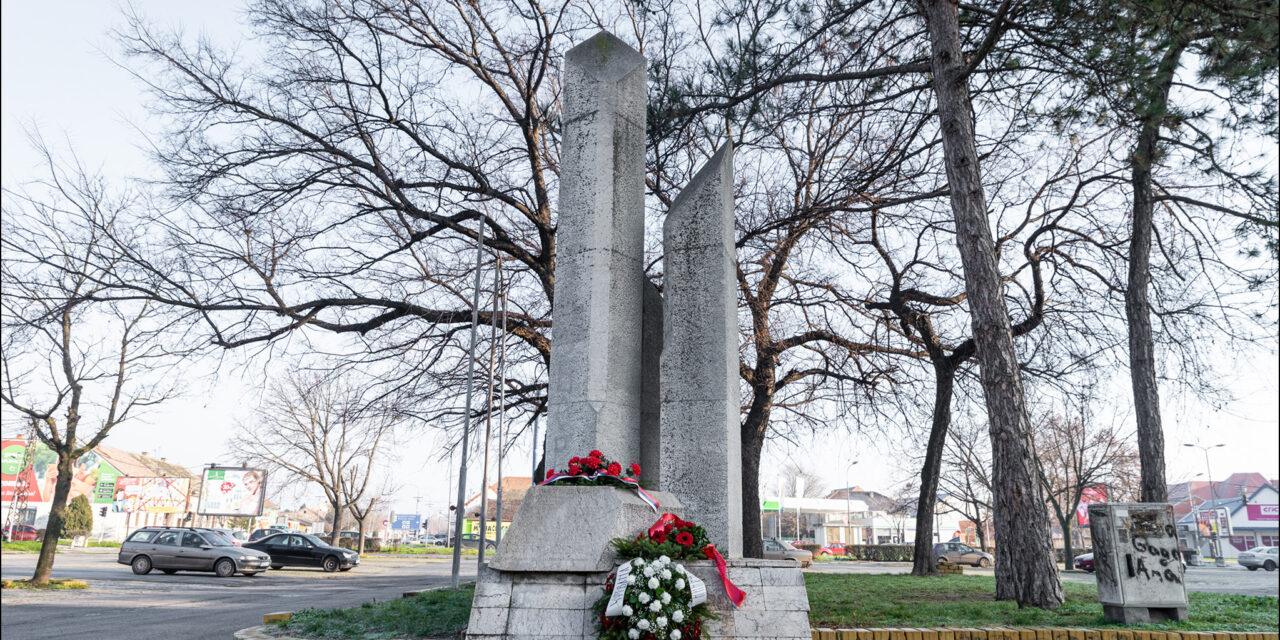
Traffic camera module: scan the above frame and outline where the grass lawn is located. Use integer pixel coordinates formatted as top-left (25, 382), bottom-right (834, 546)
top-left (1, 578), bottom-right (89, 590)
top-left (2, 539), bottom-right (122, 553)
top-left (373, 546), bottom-right (479, 556)
top-left (281, 584), bottom-right (474, 639)
top-left (806, 574), bottom-right (1279, 632)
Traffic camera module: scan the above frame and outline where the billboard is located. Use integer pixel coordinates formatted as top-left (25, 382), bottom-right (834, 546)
top-left (114, 477), bottom-right (190, 513)
top-left (1, 438), bottom-right (121, 504)
top-left (197, 467), bottom-right (267, 516)
top-left (1246, 504), bottom-right (1278, 521)
top-left (1076, 485), bottom-right (1107, 526)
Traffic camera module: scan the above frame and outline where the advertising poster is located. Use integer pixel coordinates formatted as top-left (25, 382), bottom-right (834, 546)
top-left (1246, 504), bottom-right (1278, 521)
top-left (114, 477), bottom-right (191, 513)
top-left (197, 467), bottom-right (267, 516)
top-left (1, 438), bottom-right (121, 504)
top-left (1076, 485), bottom-right (1108, 526)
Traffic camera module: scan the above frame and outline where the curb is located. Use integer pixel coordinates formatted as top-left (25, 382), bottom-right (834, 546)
top-left (810, 630), bottom-right (1280, 640)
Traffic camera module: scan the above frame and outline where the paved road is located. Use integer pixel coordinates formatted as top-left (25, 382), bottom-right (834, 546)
top-left (1, 551), bottom-right (477, 640)
top-left (805, 561), bottom-right (1280, 596)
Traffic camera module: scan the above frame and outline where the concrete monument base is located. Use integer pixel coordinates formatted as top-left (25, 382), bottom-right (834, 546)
top-left (1102, 604), bottom-right (1188, 624)
top-left (466, 558), bottom-right (811, 640)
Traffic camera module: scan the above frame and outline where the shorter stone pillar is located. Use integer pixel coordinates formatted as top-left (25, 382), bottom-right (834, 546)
top-left (659, 143), bottom-right (743, 558)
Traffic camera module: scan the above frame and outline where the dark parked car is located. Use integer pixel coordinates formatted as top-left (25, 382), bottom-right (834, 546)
top-left (244, 532), bottom-right (360, 572)
top-left (249, 527), bottom-right (290, 541)
top-left (1073, 553), bottom-right (1095, 572)
top-left (933, 542), bottom-right (994, 567)
top-left (4, 524), bottom-right (39, 542)
top-left (117, 527), bottom-right (272, 577)
top-left (450, 534), bottom-right (497, 551)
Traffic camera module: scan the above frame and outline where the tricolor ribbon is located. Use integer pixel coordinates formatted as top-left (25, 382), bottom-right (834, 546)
top-left (538, 471), bottom-right (660, 511)
top-left (703, 543), bottom-right (746, 607)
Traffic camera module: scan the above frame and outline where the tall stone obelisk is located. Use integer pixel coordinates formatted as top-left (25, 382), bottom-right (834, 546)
top-left (544, 32), bottom-right (648, 472)
top-left (659, 143), bottom-right (743, 558)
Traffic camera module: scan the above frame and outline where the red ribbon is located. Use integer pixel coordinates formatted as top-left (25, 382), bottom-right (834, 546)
top-left (648, 513), bottom-right (679, 539)
top-left (703, 544), bottom-right (746, 607)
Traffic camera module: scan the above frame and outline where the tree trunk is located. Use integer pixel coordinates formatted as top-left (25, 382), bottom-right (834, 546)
top-left (330, 501), bottom-right (342, 546)
top-left (917, 0), bottom-right (1063, 608)
top-left (912, 363), bottom-right (956, 576)
top-left (1059, 514), bottom-right (1074, 570)
top-left (357, 518), bottom-right (366, 555)
top-left (31, 450), bottom-right (75, 584)
top-left (740, 399), bottom-right (771, 558)
top-left (1127, 43), bottom-right (1186, 505)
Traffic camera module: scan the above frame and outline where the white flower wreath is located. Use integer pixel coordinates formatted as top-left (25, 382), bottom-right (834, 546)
top-left (603, 555), bottom-right (707, 640)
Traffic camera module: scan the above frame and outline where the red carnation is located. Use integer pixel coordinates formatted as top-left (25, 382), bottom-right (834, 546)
top-left (585, 456), bottom-right (602, 470)
top-left (607, 462), bottom-right (622, 476)
top-left (546, 468), bottom-right (554, 476)
top-left (676, 531), bottom-right (695, 546)
top-left (629, 463), bottom-right (641, 477)
top-left (589, 449), bottom-right (603, 458)
top-left (651, 528), bottom-right (668, 543)
top-left (568, 464), bottom-right (582, 475)
top-left (570, 456), bottom-right (581, 464)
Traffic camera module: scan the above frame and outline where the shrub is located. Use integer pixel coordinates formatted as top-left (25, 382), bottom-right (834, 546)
top-left (62, 496), bottom-right (93, 535)
top-left (1057, 548), bottom-right (1091, 564)
top-left (842, 544), bottom-right (915, 562)
top-left (793, 542), bottom-right (822, 555)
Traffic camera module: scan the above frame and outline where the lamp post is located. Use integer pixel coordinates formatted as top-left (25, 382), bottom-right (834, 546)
top-left (845, 461), bottom-right (859, 544)
top-left (1184, 443), bottom-right (1226, 567)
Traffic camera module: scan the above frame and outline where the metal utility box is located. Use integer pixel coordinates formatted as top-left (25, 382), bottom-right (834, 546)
top-left (1087, 503), bottom-right (1188, 623)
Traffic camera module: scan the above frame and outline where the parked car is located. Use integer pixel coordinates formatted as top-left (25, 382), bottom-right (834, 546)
top-left (243, 532), bottom-right (360, 572)
top-left (204, 528), bottom-right (248, 546)
top-left (763, 537), bottom-right (813, 567)
top-left (4, 524), bottom-right (39, 542)
top-left (249, 527), bottom-right (291, 541)
top-left (817, 542), bottom-right (847, 557)
top-left (1073, 553), bottom-right (1095, 572)
top-left (933, 542), bottom-right (994, 568)
top-left (450, 534), bottom-right (497, 551)
top-left (1238, 546), bottom-right (1278, 571)
top-left (425, 533), bottom-right (448, 546)
top-left (117, 527), bottom-right (272, 577)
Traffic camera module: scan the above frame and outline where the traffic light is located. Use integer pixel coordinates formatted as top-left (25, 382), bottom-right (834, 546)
top-left (99, 507), bottom-right (108, 517)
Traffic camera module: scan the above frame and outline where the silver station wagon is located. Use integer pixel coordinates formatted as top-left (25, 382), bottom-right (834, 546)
top-left (118, 527), bottom-right (273, 577)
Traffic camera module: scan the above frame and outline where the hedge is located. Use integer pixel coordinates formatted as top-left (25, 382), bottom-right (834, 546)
top-left (842, 544), bottom-right (915, 562)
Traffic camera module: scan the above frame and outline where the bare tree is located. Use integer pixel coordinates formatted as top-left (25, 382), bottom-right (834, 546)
top-left (233, 373), bottom-right (396, 546)
top-left (1, 145), bottom-right (183, 584)
top-left (938, 419), bottom-right (994, 553)
top-left (346, 476), bottom-right (396, 555)
top-left (1033, 400), bottom-right (1138, 569)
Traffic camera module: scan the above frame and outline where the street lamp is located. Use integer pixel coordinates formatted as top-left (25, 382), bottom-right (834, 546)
top-left (1184, 443), bottom-right (1226, 567)
top-left (845, 461), bottom-right (859, 544)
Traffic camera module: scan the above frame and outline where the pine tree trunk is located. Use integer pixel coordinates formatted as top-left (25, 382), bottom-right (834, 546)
top-left (912, 363), bottom-right (956, 576)
top-left (917, 0), bottom-right (1063, 608)
top-left (1128, 43), bottom-right (1186, 505)
top-left (31, 451), bottom-right (75, 585)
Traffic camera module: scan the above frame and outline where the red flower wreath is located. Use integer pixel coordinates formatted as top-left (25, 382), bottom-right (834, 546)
top-left (675, 531), bottom-right (695, 547)
top-left (652, 528), bottom-right (668, 543)
top-left (607, 461), bottom-right (622, 476)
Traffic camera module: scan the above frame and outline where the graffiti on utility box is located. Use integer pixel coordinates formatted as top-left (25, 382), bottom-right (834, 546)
top-left (1088, 503), bottom-right (1187, 609)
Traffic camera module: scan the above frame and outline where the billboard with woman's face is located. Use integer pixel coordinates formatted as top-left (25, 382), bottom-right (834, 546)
top-left (197, 467), bottom-right (267, 516)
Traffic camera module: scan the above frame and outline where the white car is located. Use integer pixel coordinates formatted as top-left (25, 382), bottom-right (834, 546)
top-left (1238, 546), bottom-right (1277, 571)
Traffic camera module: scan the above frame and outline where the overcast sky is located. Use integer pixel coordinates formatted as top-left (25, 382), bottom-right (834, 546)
top-left (3, 1), bottom-right (1276, 521)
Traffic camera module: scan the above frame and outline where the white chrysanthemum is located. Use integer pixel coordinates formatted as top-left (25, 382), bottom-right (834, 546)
top-left (644, 565), bottom-right (655, 577)
top-left (649, 600), bottom-right (661, 612)
top-left (659, 555), bottom-right (670, 565)
top-left (628, 629), bottom-right (640, 640)
top-left (637, 619), bottom-right (650, 631)
top-left (661, 592), bottom-right (671, 604)
top-left (675, 564), bottom-right (686, 574)
top-left (672, 609), bottom-right (685, 623)
top-left (656, 615), bottom-right (668, 628)
top-left (675, 578), bottom-right (686, 589)
top-left (648, 577), bottom-right (659, 589)
top-left (622, 605), bottom-right (633, 617)
top-left (670, 630), bottom-right (682, 640)
top-left (627, 574), bottom-right (636, 585)
top-left (635, 558), bottom-right (645, 566)
top-left (661, 569), bottom-right (672, 580)
top-left (638, 592), bottom-right (651, 604)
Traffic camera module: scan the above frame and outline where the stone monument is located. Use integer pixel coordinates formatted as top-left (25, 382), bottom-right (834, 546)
top-left (466, 31), bottom-right (810, 640)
